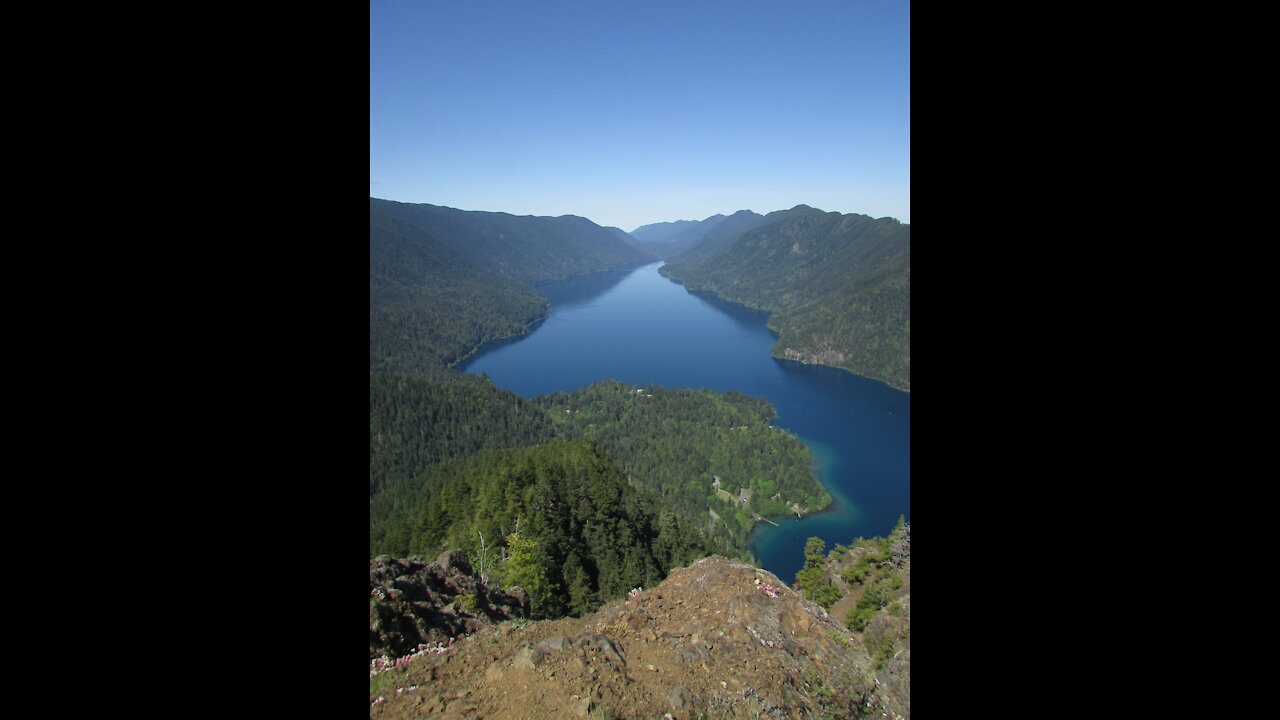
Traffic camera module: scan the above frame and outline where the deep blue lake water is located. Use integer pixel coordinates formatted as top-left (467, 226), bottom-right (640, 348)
top-left (457, 262), bottom-right (909, 584)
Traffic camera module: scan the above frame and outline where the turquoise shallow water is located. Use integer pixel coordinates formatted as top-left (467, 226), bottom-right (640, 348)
top-left (458, 262), bottom-right (909, 584)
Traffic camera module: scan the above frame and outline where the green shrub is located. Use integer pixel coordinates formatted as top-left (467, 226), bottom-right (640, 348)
top-left (845, 604), bottom-right (878, 632)
top-left (840, 562), bottom-right (870, 585)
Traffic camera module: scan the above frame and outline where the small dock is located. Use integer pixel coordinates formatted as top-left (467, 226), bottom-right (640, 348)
top-left (751, 512), bottom-right (780, 526)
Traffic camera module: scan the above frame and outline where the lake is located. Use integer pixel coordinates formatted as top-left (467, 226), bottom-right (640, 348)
top-left (458, 261), bottom-right (909, 584)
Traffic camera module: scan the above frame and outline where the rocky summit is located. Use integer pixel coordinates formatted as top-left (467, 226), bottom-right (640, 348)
top-left (370, 554), bottom-right (908, 719)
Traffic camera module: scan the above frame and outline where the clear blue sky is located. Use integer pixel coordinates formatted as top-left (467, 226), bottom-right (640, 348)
top-left (370, 0), bottom-right (909, 232)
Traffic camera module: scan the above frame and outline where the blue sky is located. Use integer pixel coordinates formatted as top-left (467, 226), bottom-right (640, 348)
top-left (370, 0), bottom-right (909, 232)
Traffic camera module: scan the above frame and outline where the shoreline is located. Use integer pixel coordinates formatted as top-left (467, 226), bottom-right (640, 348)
top-left (744, 430), bottom-right (841, 550)
top-left (443, 261), bottom-right (905, 582)
top-left (657, 264), bottom-right (909, 394)
top-left (447, 310), bottom-right (549, 370)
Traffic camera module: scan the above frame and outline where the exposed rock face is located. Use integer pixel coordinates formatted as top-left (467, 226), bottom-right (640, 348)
top-left (370, 554), bottom-right (907, 719)
top-left (369, 551), bottom-right (529, 660)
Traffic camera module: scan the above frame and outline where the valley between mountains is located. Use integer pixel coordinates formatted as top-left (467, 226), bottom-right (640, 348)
top-left (369, 198), bottom-right (910, 718)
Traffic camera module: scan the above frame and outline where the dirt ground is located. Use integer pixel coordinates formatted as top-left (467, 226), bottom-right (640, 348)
top-left (370, 555), bottom-right (884, 719)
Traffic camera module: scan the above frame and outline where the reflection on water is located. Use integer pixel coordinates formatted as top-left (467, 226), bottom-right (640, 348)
top-left (459, 262), bottom-right (909, 584)
top-left (682, 289), bottom-right (774, 333)
top-left (535, 262), bottom-right (648, 310)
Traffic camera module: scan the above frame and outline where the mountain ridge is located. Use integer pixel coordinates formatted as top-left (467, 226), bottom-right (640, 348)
top-left (369, 197), bottom-right (654, 376)
top-left (370, 198), bottom-right (650, 286)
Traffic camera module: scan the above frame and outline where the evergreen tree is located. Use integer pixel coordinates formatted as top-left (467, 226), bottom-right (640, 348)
top-left (499, 532), bottom-right (556, 615)
top-left (795, 536), bottom-right (841, 608)
top-left (563, 551), bottom-right (597, 616)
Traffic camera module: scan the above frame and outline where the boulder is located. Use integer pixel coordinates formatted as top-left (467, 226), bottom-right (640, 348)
top-left (435, 549), bottom-right (475, 577)
top-left (665, 686), bottom-right (695, 710)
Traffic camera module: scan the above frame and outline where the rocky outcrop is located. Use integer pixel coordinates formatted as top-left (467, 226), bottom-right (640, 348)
top-left (370, 554), bottom-right (908, 719)
top-left (369, 551), bottom-right (529, 660)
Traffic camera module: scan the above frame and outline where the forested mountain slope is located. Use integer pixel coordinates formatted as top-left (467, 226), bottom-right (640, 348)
top-left (370, 209), bottom-right (548, 374)
top-left (660, 205), bottom-right (910, 390)
top-left (370, 198), bottom-right (650, 286)
top-left (369, 371), bottom-right (560, 496)
top-left (663, 208), bottom-right (766, 264)
top-left (368, 439), bottom-right (715, 618)
top-left (369, 379), bottom-right (826, 568)
top-left (532, 381), bottom-right (830, 554)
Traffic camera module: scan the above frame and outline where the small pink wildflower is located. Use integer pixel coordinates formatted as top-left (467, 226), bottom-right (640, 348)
top-left (369, 640), bottom-right (453, 678)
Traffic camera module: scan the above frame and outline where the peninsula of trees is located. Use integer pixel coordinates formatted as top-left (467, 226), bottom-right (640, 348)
top-left (370, 377), bottom-right (832, 612)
